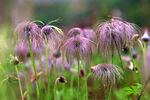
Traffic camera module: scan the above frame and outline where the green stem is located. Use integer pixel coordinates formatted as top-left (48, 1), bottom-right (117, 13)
top-left (126, 41), bottom-right (136, 72)
top-left (15, 66), bottom-right (24, 100)
top-left (138, 39), bottom-right (147, 79)
top-left (83, 64), bottom-right (88, 100)
top-left (27, 34), bottom-right (40, 99)
top-left (54, 78), bottom-right (59, 100)
top-left (108, 81), bottom-right (113, 100)
top-left (104, 84), bottom-right (107, 100)
top-left (77, 51), bottom-right (80, 100)
top-left (107, 45), bottom-right (114, 100)
top-left (45, 36), bottom-right (51, 99)
top-left (71, 74), bottom-right (74, 99)
top-left (114, 39), bottom-right (123, 68)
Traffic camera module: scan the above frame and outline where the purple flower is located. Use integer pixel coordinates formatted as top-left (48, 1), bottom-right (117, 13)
top-left (67, 27), bottom-right (84, 37)
top-left (58, 76), bottom-right (67, 83)
top-left (62, 36), bottom-right (94, 64)
top-left (80, 68), bottom-right (85, 78)
top-left (15, 21), bottom-right (42, 41)
top-left (53, 47), bottom-right (61, 58)
top-left (130, 46), bottom-right (137, 59)
top-left (41, 25), bottom-right (63, 44)
top-left (141, 27), bottom-right (150, 42)
top-left (64, 64), bottom-right (72, 71)
top-left (90, 63), bottom-right (123, 84)
top-left (15, 41), bottom-right (41, 62)
top-left (96, 17), bottom-right (139, 57)
top-left (82, 28), bottom-right (97, 42)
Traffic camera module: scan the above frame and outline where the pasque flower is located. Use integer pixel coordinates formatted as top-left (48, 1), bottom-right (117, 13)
top-left (141, 27), bottom-right (150, 42)
top-left (15, 21), bottom-right (45, 54)
top-left (62, 36), bottom-right (94, 64)
top-left (41, 25), bottom-right (63, 43)
top-left (67, 27), bottom-right (84, 37)
top-left (96, 17), bottom-right (139, 57)
top-left (15, 21), bottom-right (42, 41)
top-left (15, 41), bottom-right (41, 62)
top-left (82, 28), bottom-right (97, 42)
top-left (90, 64), bottom-right (123, 84)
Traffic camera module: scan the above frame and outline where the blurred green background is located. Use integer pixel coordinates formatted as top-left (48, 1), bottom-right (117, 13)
top-left (0, 0), bottom-right (150, 29)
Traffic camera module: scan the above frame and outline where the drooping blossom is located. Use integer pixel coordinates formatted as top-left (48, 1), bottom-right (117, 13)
top-left (15, 21), bottom-right (42, 41)
top-left (125, 61), bottom-right (138, 72)
top-left (15, 21), bottom-right (45, 55)
top-left (58, 76), bottom-right (67, 83)
top-left (41, 25), bottom-right (63, 45)
top-left (141, 27), bottom-right (150, 42)
top-left (15, 41), bottom-right (41, 62)
top-left (62, 36), bottom-right (94, 65)
top-left (90, 64), bottom-right (123, 84)
top-left (41, 56), bottom-right (64, 73)
top-left (80, 68), bottom-right (85, 78)
top-left (67, 27), bottom-right (84, 37)
top-left (96, 17), bottom-right (139, 57)
top-left (41, 25), bottom-right (63, 56)
top-left (82, 28), bottom-right (97, 42)
top-left (130, 47), bottom-right (137, 59)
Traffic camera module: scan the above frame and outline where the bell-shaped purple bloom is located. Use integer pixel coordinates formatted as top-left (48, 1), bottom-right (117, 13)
top-left (141, 27), bottom-right (150, 42)
top-left (67, 27), bottom-right (84, 37)
top-left (96, 17), bottom-right (139, 57)
top-left (62, 36), bottom-right (94, 65)
top-left (90, 63), bottom-right (123, 84)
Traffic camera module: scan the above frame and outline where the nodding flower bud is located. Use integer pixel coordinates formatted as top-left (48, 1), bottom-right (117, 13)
top-left (123, 44), bottom-right (129, 54)
top-left (58, 76), bottom-right (67, 83)
top-left (31, 72), bottom-right (43, 83)
top-left (53, 48), bottom-right (61, 58)
top-left (90, 64), bottom-right (123, 84)
top-left (130, 47), bottom-right (137, 59)
top-left (126, 61), bottom-right (138, 72)
top-left (31, 74), bottom-right (40, 83)
top-left (133, 34), bottom-right (140, 40)
top-left (7, 74), bottom-right (18, 83)
top-left (20, 95), bottom-right (27, 100)
top-left (64, 64), bottom-right (72, 71)
top-left (13, 56), bottom-right (20, 65)
top-left (141, 27), bottom-right (150, 42)
top-left (80, 68), bottom-right (85, 78)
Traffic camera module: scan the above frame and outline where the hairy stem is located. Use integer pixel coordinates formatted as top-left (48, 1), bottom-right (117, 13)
top-left (45, 36), bottom-right (51, 99)
top-left (27, 34), bottom-right (40, 99)
top-left (77, 51), bottom-right (80, 100)
top-left (15, 66), bottom-right (24, 100)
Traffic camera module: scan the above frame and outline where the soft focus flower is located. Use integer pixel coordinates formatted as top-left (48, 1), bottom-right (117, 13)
top-left (41, 25), bottom-right (63, 56)
top-left (58, 76), bottom-right (67, 83)
top-left (62, 36), bottom-right (94, 64)
top-left (96, 17), bottom-right (138, 57)
top-left (80, 68), bottom-right (85, 78)
top-left (15, 21), bottom-right (42, 41)
top-left (53, 46), bottom-right (61, 58)
top-left (90, 64), bottom-right (123, 84)
top-left (41, 56), bottom-right (64, 73)
top-left (141, 27), bottom-right (150, 42)
top-left (67, 27), bottom-right (84, 37)
top-left (130, 47), bottom-right (137, 59)
top-left (82, 28), bottom-right (97, 42)
top-left (15, 41), bottom-right (41, 62)
top-left (64, 64), bottom-right (72, 71)
top-left (125, 61), bottom-right (138, 72)
top-left (41, 25), bottom-right (63, 44)
top-left (20, 95), bottom-right (27, 100)
top-left (15, 42), bottom-right (30, 62)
